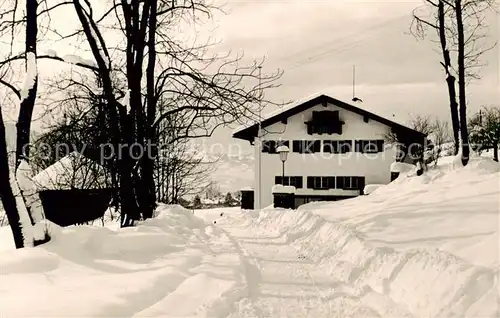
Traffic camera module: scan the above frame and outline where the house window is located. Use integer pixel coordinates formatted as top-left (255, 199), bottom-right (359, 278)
top-left (262, 140), bottom-right (276, 153)
top-left (275, 176), bottom-right (303, 188)
top-left (336, 176), bottom-right (365, 190)
top-left (355, 140), bottom-right (384, 153)
top-left (323, 176), bottom-right (335, 189)
top-left (292, 140), bottom-right (321, 153)
top-left (323, 140), bottom-right (353, 153)
top-left (291, 176), bottom-right (303, 188)
top-left (305, 111), bottom-right (344, 135)
top-left (314, 177), bottom-right (322, 189)
top-left (262, 140), bottom-right (289, 154)
top-left (306, 176), bottom-right (336, 189)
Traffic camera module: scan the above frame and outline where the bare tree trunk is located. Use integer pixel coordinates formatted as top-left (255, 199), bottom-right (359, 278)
top-left (119, 112), bottom-right (140, 226)
top-left (142, 0), bottom-right (158, 219)
top-left (0, 113), bottom-right (24, 249)
top-left (438, 0), bottom-right (460, 155)
top-left (455, 0), bottom-right (470, 165)
top-left (494, 146), bottom-right (498, 162)
top-left (15, 0), bottom-right (38, 169)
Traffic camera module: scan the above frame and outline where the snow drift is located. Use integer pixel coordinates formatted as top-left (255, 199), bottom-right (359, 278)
top-left (0, 205), bottom-right (249, 317)
top-left (236, 155), bottom-right (500, 317)
top-left (0, 155), bottom-right (498, 317)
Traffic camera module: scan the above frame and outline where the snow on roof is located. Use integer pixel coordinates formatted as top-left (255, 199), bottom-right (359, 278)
top-left (33, 151), bottom-right (109, 190)
top-left (233, 91), bottom-right (409, 136)
top-left (233, 91), bottom-right (325, 135)
top-left (201, 198), bottom-right (219, 204)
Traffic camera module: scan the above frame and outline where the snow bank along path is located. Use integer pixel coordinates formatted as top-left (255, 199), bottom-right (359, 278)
top-left (0, 156), bottom-right (499, 317)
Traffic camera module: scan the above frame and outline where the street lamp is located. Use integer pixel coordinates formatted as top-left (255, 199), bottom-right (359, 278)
top-left (277, 145), bottom-right (290, 185)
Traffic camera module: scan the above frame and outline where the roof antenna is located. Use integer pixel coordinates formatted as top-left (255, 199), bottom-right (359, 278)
top-left (352, 65), bottom-right (363, 103)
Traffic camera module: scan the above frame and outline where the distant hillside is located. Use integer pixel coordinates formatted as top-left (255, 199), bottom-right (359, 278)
top-left (210, 152), bottom-right (254, 193)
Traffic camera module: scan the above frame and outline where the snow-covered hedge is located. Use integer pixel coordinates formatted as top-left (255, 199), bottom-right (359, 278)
top-left (390, 162), bottom-right (414, 173)
top-left (271, 185), bottom-right (296, 194)
top-left (363, 184), bottom-right (385, 195)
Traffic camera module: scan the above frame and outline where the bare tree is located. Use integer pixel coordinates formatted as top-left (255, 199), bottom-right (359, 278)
top-left (154, 138), bottom-right (215, 204)
top-left (412, 0), bottom-right (459, 155)
top-left (383, 115), bottom-right (432, 165)
top-left (428, 119), bottom-right (452, 165)
top-left (0, 104), bottom-right (24, 247)
top-left (0, 0), bottom-right (52, 248)
top-left (0, 0), bottom-right (283, 234)
top-left (62, 0), bottom-right (282, 226)
top-left (412, 0), bottom-right (496, 165)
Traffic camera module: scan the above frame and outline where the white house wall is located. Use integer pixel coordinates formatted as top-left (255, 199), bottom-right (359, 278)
top-left (254, 102), bottom-right (398, 209)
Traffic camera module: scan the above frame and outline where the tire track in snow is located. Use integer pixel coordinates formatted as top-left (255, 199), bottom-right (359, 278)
top-left (220, 212), bottom-right (415, 317)
top-left (215, 227), bottom-right (265, 317)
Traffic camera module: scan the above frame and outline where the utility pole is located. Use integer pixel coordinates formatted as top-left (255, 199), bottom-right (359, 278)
top-left (351, 65), bottom-right (363, 103)
top-left (257, 66), bottom-right (262, 210)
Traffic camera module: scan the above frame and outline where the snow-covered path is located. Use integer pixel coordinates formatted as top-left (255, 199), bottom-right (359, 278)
top-left (208, 210), bottom-right (413, 318)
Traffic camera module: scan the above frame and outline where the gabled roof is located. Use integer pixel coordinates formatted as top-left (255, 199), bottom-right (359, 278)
top-left (233, 93), bottom-right (427, 142)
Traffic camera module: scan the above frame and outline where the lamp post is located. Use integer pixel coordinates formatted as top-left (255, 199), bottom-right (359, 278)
top-left (277, 145), bottom-right (289, 185)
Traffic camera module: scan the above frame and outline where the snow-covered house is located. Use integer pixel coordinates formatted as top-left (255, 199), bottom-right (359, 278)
top-left (33, 151), bottom-right (110, 190)
top-left (33, 151), bottom-right (113, 226)
top-left (233, 93), bottom-right (426, 209)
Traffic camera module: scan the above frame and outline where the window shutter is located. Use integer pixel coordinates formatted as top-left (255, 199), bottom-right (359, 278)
top-left (307, 124), bottom-right (313, 135)
top-left (292, 140), bottom-right (300, 153)
top-left (325, 140), bottom-right (340, 153)
top-left (313, 140), bottom-right (321, 153)
top-left (354, 140), bottom-right (363, 152)
top-left (340, 140), bottom-right (352, 153)
top-left (377, 140), bottom-right (384, 152)
top-left (332, 111), bottom-right (341, 134)
top-left (336, 176), bottom-right (345, 189)
top-left (302, 140), bottom-right (311, 153)
top-left (307, 177), bottom-right (314, 189)
top-left (331, 141), bottom-right (339, 153)
top-left (275, 176), bottom-right (282, 185)
top-left (262, 140), bottom-right (270, 153)
top-left (269, 140), bottom-right (277, 154)
top-left (289, 176), bottom-right (301, 188)
top-left (357, 176), bottom-right (365, 191)
top-left (323, 140), bottom-right (331, 153)
top-left (300, 140), bottom-right (306, 153)
top-left (295, 177), bottom-right (303, 189)
top-left (325, 177), bottom-right (335, 189)
top-left (314, 177), bottom-right (322, 189)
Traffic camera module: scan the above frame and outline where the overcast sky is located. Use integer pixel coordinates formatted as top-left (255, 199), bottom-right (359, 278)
top-left (3, 0), bottom-right (498, 155)
top-left (200, 0), bottom-right (498, 153)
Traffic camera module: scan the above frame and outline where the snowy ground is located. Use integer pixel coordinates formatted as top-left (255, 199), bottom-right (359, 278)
top-left (0, 155), bottom-right (499, 317)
